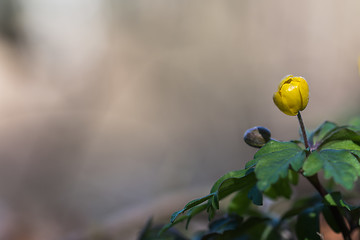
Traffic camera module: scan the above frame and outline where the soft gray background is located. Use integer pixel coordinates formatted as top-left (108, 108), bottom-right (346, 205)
top-left (0, 0), bottom-right (359, 239)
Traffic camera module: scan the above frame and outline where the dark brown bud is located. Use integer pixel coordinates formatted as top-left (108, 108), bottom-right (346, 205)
top-left (243, 126), bottom-right (271, 148)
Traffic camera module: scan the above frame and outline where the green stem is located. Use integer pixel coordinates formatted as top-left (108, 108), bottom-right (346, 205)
top-left (306, 175), bottom-right (351, 240)
top-left (297, 112), bottom-right (351, 240)
top-left (297, 112), bottom-right (309, 149)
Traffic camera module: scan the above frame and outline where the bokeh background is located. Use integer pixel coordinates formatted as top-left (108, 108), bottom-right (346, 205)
top-left (0, 0), bottom-right (360, 239)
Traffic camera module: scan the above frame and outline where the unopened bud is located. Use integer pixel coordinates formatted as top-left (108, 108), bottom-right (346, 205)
top-left (244, 126), bottom-right (271, 148)
top-left (273, 75), bottom-right (309, 116)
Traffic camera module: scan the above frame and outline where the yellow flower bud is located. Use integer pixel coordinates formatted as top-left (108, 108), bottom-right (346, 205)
top-left (273, 75), bottom-right (309, 116)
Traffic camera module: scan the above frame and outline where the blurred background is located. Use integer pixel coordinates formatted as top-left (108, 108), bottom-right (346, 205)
top-left (0, 0), bottom-right (359, 239)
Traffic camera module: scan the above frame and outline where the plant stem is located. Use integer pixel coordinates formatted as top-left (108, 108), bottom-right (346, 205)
top-left (296, 112), bottom-right (351, 239)
top-left (306, 175), bottom-right (351, 240)
top-left (297, 112), bottom-right (309, 149)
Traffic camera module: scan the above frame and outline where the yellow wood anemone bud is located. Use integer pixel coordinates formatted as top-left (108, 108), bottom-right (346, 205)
top-left (273, 75), bottom-right (309, 116)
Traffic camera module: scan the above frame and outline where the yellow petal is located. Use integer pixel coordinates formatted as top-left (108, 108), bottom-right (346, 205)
top-left (273, 91), bottom-right (287, 113)
top-left (273, 90), bottom-right (296, 116)
top-left (278, 75), bottom-right (294, 90)
top-left (282, 82), bottom-right (301, 115)
top-left (297, 78), bottom-right (309, 110)
top-left (281, 89), bottom-right (300, 116)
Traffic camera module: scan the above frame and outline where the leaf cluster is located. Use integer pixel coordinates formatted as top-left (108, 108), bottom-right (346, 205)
top-left (143, 117), bottom-right (360, 240)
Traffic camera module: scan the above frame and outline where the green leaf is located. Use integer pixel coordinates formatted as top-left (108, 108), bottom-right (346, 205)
top-left (324, 192), bottom-right (358, 211)
top-left (141, 218), bottom-right (187, 240)
top-left (198, 216), bottom-right (271, 240)
top-left (348, 116), bottom-right (360, 131)
top-left (323, 192), bottom-right (360, 232)
top-left (227, 186), bottom-right (263, 216)
top-left (303, 150), bottom-right (360, 190)
top-left (248, 185), bottom-right (263, 205)
top-left (319, 126), bottom-right (360, 147)
top-left (295, 204), bottom-right (323, 240)
top-left (239, 217), bottom-right (276, 240)
top-left (321, 140), bottom-right (360, 157)
top-left (264, 176), bottom-right (292, 199)
top-left (207, 170), bottom-right (257, 219)
top-left (308, 121), bottom-right (337, 146)
top-left (253, 140), bottom-right (303, 164)
top-left (209, 168), bottom-right (250, 194)
top-left (228, 191), bottom-right (251, 216)
top-left (170, 194), bottom-right (214, 223)
top-left (159, 204), bottom-right (207, 235)
top-left (214, 171), bottom-right (256, 201)
top-left (281, 195), bottom-right (322, 220)
top-left (245, 158), bottom-right (257, 169)
top-left (166, 167), bottom-right (257, 230)
top-left (207, 214), bottom-right (243, 235)
top-left (254, 140), bottom-right (306, 191)
top-left (288, 169), bottom-right (299, 185)
top-left (308, 121), bottom-right (360, 149)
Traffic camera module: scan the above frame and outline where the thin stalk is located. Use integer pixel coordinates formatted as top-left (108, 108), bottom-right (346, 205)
top-left (297, 112), bottom-right (309, 149)
top-left (307, 175), bottom-right (351, 240)
top-left (297, 112), bottom-right (351, 240)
